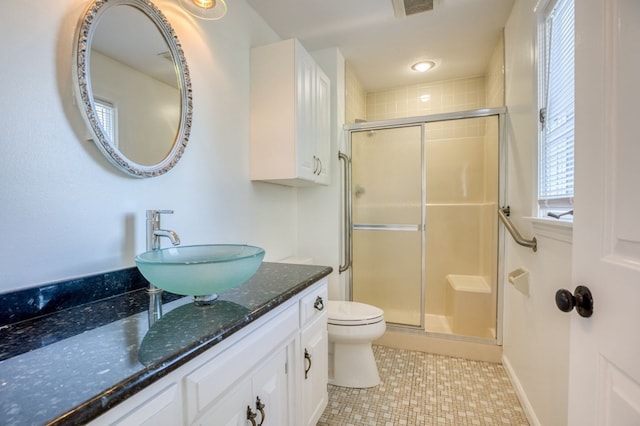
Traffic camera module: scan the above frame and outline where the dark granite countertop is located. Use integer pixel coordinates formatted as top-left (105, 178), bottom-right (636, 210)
top-left (0, 262), bottom-right (332, 425)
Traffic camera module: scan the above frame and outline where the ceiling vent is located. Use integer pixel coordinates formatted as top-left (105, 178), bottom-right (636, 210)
top-left (392, 0), bottom-right (434, 17)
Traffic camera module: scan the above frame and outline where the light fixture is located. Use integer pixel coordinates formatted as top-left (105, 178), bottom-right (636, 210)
top-left (411, 61), bottom-right (435, 72)
top-left (179, 0), bottom-right (227, 20)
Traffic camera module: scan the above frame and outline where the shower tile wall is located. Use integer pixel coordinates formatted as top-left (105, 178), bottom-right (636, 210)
top-left (486, 33), bottom-right (505, 108)
top-left (346, 64), bottom-right (367, 124)
top-left (365, 76), bottom-right (486, 121)
top-left (344, 33), bottom-right (504, 125)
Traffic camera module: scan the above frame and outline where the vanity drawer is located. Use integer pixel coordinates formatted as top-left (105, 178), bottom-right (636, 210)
top-left (299, 280), bottom-right (328, 328)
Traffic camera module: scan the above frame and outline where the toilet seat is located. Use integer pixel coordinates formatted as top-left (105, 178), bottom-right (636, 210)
top-left (328, 301), bottom-right (384, 326)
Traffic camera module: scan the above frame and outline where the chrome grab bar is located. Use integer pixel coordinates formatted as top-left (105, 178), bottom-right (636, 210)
top-left (547, 209), bottom-right (573, 219)
top-left (498, 206), bottom-right (537, 252)
top-left (339, 151), bottom-right (352, 273)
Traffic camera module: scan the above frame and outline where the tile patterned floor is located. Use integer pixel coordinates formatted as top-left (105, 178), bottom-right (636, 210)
top-left (318, 345), bottom-right (529, 426)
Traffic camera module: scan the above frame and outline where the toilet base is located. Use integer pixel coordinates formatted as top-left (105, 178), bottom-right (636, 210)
top-left (329, 341), bottom-right (380, 388)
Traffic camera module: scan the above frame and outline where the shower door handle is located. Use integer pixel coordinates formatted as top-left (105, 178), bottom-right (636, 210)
top-left (352, 224), bottom-right (423, 232)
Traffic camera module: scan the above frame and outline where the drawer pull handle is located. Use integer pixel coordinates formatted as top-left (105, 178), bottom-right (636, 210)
top-left (256, 396), bottom-right (266, 426)
top-left (247, 405), bottom-right (257, 426)
top-left (313, 296), bottom-right (324, 311)
top-left (304, 348), bottom-right (312, 379)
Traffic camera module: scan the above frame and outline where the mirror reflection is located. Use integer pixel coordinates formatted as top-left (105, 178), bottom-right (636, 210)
top-left (90, 5), bottom-right (180, 166)
top-left (74, 0), bottom-right (192, 177)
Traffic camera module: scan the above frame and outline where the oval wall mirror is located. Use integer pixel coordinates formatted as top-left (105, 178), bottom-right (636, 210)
top-left (73, 0), bottom-right (193, 178)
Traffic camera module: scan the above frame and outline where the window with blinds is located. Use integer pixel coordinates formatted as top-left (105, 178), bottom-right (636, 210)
top-left (95, 99), bottom-right (117, 147)
top-left (538, 0), bottom-right (574, 218)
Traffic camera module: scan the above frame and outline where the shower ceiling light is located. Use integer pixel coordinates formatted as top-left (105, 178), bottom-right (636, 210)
top-left (180, 0), bottom-right (227, 20)
top-left (411, 61), bottom-right (435, 72)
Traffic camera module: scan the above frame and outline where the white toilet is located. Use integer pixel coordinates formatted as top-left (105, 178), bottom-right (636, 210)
top-left (327, 301), bottom-right (386, 388)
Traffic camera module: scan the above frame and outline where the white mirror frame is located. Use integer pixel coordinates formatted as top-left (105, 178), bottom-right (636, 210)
top-left (73, 0), bottom-right (193, 178)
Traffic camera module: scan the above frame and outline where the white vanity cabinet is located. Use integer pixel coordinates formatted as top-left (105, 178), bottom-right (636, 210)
top-left (250, 38), bottom-right (331, 186)
top-left (89, 278), bottom-right (328, 426)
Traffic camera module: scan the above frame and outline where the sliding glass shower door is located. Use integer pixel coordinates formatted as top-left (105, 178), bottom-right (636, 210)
top-left (350, 125), bottom-right (424, 327)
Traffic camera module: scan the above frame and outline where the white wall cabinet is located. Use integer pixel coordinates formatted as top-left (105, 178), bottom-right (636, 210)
top-left (89, 279), bottom-right (328, 426)
top-left (251, 38), bottom-right (331, 186)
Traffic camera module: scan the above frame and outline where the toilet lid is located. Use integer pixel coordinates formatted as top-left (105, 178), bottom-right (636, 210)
top-left (328, 301), bottom-right (384, 325)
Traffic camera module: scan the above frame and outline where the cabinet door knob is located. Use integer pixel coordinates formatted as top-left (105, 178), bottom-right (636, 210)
top-left (555, 285), bottom-right (593, 317)
top-left (256, 396), bottom-right (266, 426)
top-left (313, 296), bottom-right (324, 311)
top-left (304, 348), bottom-right (312, 379)
top-left (247, 405), bottom-right (258, 426)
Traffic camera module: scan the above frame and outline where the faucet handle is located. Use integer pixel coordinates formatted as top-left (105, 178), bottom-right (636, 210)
top-left (146, 209), bottom-right (174, 219)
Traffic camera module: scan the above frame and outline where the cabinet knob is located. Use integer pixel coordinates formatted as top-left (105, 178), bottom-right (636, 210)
top-left (247, 406), bottom-right (258, 426)
top-left (247, 397), bottom-right (266, 426)
top-left (256, 396), bottom-right (266, 426)
top-left (313, 296), bottom-right (324, 311)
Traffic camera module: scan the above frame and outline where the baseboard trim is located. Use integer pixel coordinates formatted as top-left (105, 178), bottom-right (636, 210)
top-left (502, 354), bottom-right (541, 426)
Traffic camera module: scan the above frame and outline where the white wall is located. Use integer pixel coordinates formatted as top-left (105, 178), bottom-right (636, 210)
top-left (0, 0), bottom-right (302, 292)
top-left (502, 1), bottom-right (572, 425)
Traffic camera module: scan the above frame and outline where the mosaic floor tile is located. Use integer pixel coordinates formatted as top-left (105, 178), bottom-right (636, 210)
top-left (318, 345), bottom-right (528, 426)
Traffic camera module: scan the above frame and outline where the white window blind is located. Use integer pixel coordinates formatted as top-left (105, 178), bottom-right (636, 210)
top-left (94, 99), bottom-right (116, 146)
top-left (539, 0), bottom-right (574, 214)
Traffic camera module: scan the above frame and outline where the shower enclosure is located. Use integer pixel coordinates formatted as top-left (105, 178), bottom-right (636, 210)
top-left (341, 108), bottom-right (505, 342)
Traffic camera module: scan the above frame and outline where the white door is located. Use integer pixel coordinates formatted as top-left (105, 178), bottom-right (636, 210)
top-left (570, 0), bottom-right (640, 424)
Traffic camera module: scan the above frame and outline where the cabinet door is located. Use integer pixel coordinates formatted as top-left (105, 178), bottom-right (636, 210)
top-left (314, 67), bottom-right (331, 185)
top-left (193, 348), bottom-right (289, 426)
top-left (300, 315), bottom-right (328, 426)
top-left (295, 42), bottom-right (317, 182)
top-left (193, 379), bottom-right (251, 426)
top-left (251, 347), bottom-right (289, 426)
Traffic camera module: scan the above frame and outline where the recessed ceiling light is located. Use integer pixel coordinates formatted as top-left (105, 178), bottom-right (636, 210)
top-left (411, 61), bottom-right (435, 72)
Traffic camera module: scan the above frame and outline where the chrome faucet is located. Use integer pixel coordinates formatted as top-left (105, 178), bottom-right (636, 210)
top-left (146, 210), bottom-right (181, 250)
top-left (145, 210), bottom-right (180, 326)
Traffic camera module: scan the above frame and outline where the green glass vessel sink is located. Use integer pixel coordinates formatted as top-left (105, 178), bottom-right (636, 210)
top-left (135, 244), bottom-right (265, 301)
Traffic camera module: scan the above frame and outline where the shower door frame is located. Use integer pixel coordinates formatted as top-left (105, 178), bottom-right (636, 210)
top-left (341, 107), bottom-right (507, 344)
